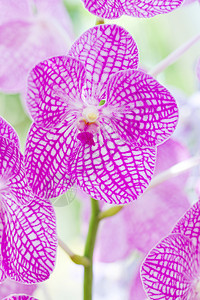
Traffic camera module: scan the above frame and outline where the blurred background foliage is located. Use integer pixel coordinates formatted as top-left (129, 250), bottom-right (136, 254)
top-left (0, 0), bottom-right (200, 299)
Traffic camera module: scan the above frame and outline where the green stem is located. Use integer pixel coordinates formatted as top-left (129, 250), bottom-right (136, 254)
top-left (58, 237), bottom-right (90, 267)
top-left (83, 198), bottom-right (100, 300)
top-left (98, 205), bottom-right (123, 220)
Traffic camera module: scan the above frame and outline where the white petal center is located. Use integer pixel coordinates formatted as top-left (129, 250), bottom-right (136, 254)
top-left (82, 106), bottom-right (99, 122)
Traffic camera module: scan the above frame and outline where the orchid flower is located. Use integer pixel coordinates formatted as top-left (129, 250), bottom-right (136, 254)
top-left (141, 199), bottom-right (200, 299)
top-left (25, 24), bottom-right (178, 204)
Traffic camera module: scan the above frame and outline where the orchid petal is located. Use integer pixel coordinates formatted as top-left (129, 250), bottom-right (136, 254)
top-left (68, 24), bottom-right (138, 105)
top-left (141, 234), bottom-right (198, 300)
top-left (82, 0), bottom-right (184, 19)
top-left (75, 128), bottom-right (156, 204)
top-left (0, 278), bottom-right (37, 299)
top-left (1, 197), bottom-right (57, 283)
top-left (0, 21), bottom-right (32, 92)
top-left (24, 123), bottom-right (78, 199)
top-left (27, 56), bottom-right (85, 128)
top-left (2, 294), bottom-right (38, 300)
top-left (0, 18), bottom-right (72, 93)
top-left (123, 0), bottom-right (184, 18)
top-left (0, 117), bottom-right (20, 148)
top-left (172, 200), bottom-right (200, 248)
top-left (0, 137), bottom-right (33, 206)
top-left (0, 1), bottom-right (31, 25)
top-left (82, 0), bottom-right (124, 19)
top-left (34, 0), bottom-right (74, 39)
top-left (0, 215), bottom-right (6, 283)
top-left (104, 70), bottom-right (178, 147)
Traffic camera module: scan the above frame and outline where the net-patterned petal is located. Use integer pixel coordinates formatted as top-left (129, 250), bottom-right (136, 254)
top-left (172, 200), bottom-right (200, 249)
top-left (1, 197), bottom-right (57, 284)
top-left (0, 117), bottom-right (20, 148)
top-left (24, 123), bottom-right (78, 199)
top-left (141, 234), bottom-right (198, 299)
top-left (68, 24), bottom-right (138, 105)
top-left (104, 70), bottom-right (178, 147)
top-left (0, 137), bottom-right (33, 206)
top-left (82, 0), bottom-right (184, 19)
top-left (2, 294), bottom-right (38, 300)
top-left (75, 128), bottom-right (156, 204)
top-left (27, 56), bottom-right (85, 128)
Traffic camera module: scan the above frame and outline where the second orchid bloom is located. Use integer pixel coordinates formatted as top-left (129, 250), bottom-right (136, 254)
top-left (25, 24), bottom-right (178, 205)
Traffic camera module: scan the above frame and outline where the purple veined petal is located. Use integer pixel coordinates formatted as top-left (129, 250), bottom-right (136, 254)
top-left (141, 234), bottom-right (199, 300)
top-left (94, 138), bottom-right (190, 261)
top-left (0, 117), bottom-right (20, 148)
top-left (0, 278), bottom-right (37, 299)
top-left (75, 127), bottom-right (156, 204)
top-left (27, 56), bottom-right (85, 128)
top-left (0, 0), bottom-right (32, 25)
top-left (81, 0), bottom-right (184, 19)
top-left (68, 24), bottom-right (139, 105)
top-left (0, 214), bottom-right (7, 283)
top-left (0, 261), bottom-right (6, 283)
top-left (82, 0), bottom-right (124, 19)
top-left (103, 70), bottom-right (178, 147)
top-left (0, 136), bottom-right (33, 206)
top-left (122, 0), bottom-right (184, 18)
top-left (2, 295), bottom-right (38, 300)
top-left (172, 200), bottom-right (200, 248)
top-left (24, 123), bottom-right (78, 199)
top-left (0, 16), bottom-right (73, 94)
top-left (1, 196), bottom-right (57, 284)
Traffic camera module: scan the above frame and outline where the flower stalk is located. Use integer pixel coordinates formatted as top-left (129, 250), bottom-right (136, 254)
top-left (83, 198), bottom-right (100, 300)
top-left (58, 238), bottom-right (90, 267)
top-left (98, 205), bottom-right (123, 220)
top-left (149, 33), bottom-right (200, 77)
top-left (95, 17), bottom-right (104, 25)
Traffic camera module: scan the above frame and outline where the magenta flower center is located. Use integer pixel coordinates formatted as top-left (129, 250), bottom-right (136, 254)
top-left (76, 105), bottom-right (100, 145)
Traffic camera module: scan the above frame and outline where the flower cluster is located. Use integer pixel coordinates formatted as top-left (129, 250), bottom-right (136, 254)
top-left (0, 0), bottom-right (196, 297)
top-left (25, 24), bottom-right (178, 205)
top-left (0, 117), bottom-right (57, 284)
top-left (141, 200), bottom-right (200, 299)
